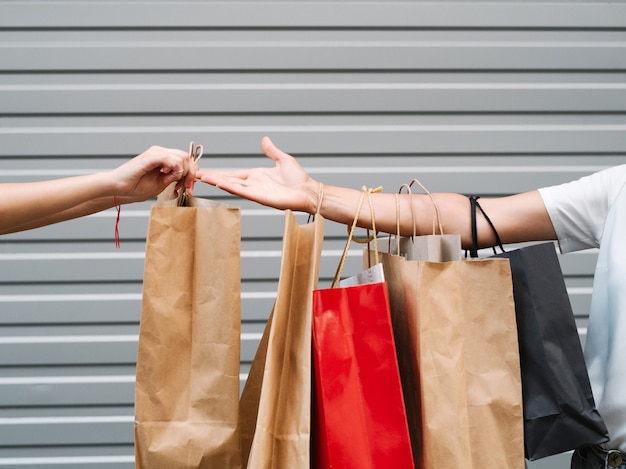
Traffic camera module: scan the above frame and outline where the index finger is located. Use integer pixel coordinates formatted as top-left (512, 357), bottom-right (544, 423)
top-left (197, 169), bottom-right (251, 186)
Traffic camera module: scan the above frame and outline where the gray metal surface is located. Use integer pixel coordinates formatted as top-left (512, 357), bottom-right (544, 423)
top-left (1, 1), bottom-right (625, 467)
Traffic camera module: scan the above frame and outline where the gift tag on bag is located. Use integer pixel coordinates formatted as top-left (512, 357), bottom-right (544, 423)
top-left (338, 262), bottom-right (385, 287)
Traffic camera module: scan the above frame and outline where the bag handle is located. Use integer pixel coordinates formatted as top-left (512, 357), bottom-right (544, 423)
top-left (468, 195), bottom-right (505, 258)
top-left (380, 183), bottom-right (413, 257)
top-left (385, 179), bottom-right (446, 257)
top-left (332, 186), bottom-right (381, 288)
top-left (408, 179), bottom-right (445, 236)
top-left (307, 181), bottom-right (325, 223)
top-left (351, 186), bottom-right (383, 270)
top-left (177, 141), bottom-right (204, 207)
top-left (387, 192), bottom-right (401, 256)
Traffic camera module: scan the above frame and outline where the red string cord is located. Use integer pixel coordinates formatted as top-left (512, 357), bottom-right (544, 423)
top-left (113, 196), bottom-right (121, 248)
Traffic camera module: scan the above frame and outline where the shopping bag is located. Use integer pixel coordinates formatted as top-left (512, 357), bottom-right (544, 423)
top-left (376, 181), bottom-right (461, 262)
top-left (239, 211), bottom-right (324, 469)
top-left (469, 196), bottom-right (609, 460)
top-left (311, 187), bottom-right (414, 469)
top-left (134, 156), bottom-right (242, 468)
top-left (364, 185), bottom-right (524, 468)
top-left (367, 253), bottom-right (524, 468)
top-left (399, 179), bottom-right (462, 261)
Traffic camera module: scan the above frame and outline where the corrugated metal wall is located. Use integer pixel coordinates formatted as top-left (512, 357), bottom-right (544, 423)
top-left (1, 1), bottom-right (625, 467)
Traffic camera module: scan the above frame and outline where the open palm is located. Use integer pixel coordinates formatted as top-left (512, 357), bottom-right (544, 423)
top-left (198, 137), bottom-right (317, 213)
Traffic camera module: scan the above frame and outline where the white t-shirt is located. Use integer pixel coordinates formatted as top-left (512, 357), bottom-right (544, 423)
top-left (539, 164), bottom-right (626, 451)
top-left (539, 165), bottom-right (626, 254)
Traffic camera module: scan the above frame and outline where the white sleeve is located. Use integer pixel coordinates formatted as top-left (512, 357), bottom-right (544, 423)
top-left (538, 165), bottom-right (626, 253)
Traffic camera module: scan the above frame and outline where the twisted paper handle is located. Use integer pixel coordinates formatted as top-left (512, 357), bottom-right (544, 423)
top-left (177, 141), bottom-right (203, 207)
top-left (331, 186), bottom-right (382, 288)
top-left (404, 178), bottom-right (445, 236)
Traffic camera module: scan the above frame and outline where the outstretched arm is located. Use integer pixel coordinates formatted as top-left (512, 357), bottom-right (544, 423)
top-left (198, 136), bottom-right (557, 249)
top-left (1, 145), bottom-right (196, 235)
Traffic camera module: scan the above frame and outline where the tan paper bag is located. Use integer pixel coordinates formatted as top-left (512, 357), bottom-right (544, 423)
top-left (239, 211), bottom-right (324, 469)
top-left (398, 233), bottom-right (461, 261)
top-left (369, 250), bottom-right (524, 469)
top-left (134, 183), bottom-right (242, 469)
top-left (399, 179), bottom-right (462, 262)
top-left (363, 182), bottom-right (523, 468)
top-left (376, 180), bottom-right (462, 262)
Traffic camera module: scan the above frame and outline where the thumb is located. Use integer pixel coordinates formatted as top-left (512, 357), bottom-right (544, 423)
top-left (261, 136), bottom-right (292, 164)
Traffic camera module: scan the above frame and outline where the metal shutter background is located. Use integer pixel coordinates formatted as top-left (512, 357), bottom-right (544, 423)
top-left (1, 1), bottom-right (625, 467)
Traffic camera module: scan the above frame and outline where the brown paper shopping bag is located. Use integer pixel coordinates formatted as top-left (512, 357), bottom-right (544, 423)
top-left (134, 176), bottom-right (242, 469)
top-left (382, 254), bottom-right (524, 469)
top-left (365, 184), bottom-right (524, 469)
top-left (239, 211), bottom-right (324, 469)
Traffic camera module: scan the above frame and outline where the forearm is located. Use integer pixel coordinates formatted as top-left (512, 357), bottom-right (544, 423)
top-left (315, 185), bottom-right (556, 249)
top-left (0, 172), bottom-right (114, 235)
top-left (1, 197), bottom-right (116, 235)
top-left (318, 185), bottom-right (472, 240)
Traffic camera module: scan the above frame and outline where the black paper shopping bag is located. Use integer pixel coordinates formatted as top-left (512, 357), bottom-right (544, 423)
top-left (469, 196), bottom-right (609, 460)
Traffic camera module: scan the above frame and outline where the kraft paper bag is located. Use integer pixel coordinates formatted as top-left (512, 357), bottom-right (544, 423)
top-left (376, 181), bottom-right (462, 262)
top-left (398, 234), bottom-right (461, 261)
top-left (368, 250), bottom-right (525, 469)
top-left (239, 211), bottom-right (324, 469)
top-left (379, 233), bottom-right (461, 262)
top-left (134, 182), bottom-right (242, 469)
top-left (469, 196), bottom-right (609, 460)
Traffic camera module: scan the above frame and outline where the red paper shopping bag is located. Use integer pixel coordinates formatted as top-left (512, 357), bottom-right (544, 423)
top-left (311, 186), bottom-right (414, 469)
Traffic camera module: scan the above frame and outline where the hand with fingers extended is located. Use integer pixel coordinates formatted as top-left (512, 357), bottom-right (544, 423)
top-left (197, 136), bottom-right (320, 214)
